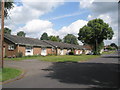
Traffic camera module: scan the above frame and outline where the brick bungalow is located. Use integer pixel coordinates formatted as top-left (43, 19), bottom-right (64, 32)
top-left (83, 44), bottom-right (93, 54)
top-left (43, 40), bottom-right (83, 55)
top-left (3, 34), bottom-right (53, 57)
top-left (3, 34), bottom-right (85, 57)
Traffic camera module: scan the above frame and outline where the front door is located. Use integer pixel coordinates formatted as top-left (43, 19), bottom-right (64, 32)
top-left (41, 48), bottom-right (47, 56)
top-left (25, 46), bottom-right (33, 56)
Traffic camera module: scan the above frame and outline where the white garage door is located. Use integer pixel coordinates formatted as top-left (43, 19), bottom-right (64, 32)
top-left (60, 49), bottom-right (64, 55)
top-left (41, 48), bottom-right (47, 56)
top-left (25, 46), bottom-right (33, 56)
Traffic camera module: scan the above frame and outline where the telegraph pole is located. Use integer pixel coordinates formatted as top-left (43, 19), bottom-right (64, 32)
top-left (0, 0), bottom-right (5, 68)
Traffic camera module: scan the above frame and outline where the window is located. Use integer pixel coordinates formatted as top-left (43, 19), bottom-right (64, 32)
top-left (52, 47), bottom-right (54, 52)
top-left (8, 45), bottom-right (14, 50)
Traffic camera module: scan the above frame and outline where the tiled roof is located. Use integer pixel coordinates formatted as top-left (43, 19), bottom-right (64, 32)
top-left (43, 40), bottom-right (83, 49)
top-left (4, 34), bottom-right (52, 47)
top-left (4, 34), bottom-right (84, 49)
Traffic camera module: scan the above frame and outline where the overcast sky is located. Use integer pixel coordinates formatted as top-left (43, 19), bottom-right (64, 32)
top-left (4, 0), bottom-right (118, 45)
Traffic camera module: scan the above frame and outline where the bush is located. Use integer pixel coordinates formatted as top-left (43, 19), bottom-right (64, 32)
top-left (16, 52), bottom-right (23, 58)
top-left (69, 51), bottom-right (74, 55)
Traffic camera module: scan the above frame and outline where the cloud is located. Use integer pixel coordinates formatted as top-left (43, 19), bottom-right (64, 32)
top-left (58, 20), bottom-right (88, 38)
top-left (14, 19), bottom-right (57, 38)
top-left (6, 1), bottom-right (64, 25)
top-left (48, 11), bottom-right (87, 20)
top-left (14, 19), bottom-right (87, 44)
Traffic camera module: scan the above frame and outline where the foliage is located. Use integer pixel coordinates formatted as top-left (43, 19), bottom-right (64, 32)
top-left (106, 45), bottom-right (116, 50)
top-left (40, 32), bottom-right (49, 40)
top-left (4, 27), bottom-right (11, 34)
top-left (0, 0), bottom-right (14, 18)
top-left (17, 31), bottom-right (26, 37)
top-left (68, 51), bottom-right (74, 55)
top-left (49, 35), bottom-right (62, 42)
top-left (16, 52), bottom-right (23, 58)
top-left (63, 34), bottom-right (79, 45)
top-left (78, 18), bottom-right (114, 55)
top-left (110, 43), bottom-right (118, 50)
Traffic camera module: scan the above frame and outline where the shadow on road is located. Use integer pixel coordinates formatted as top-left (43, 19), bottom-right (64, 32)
top-left (42, 61), bottom-right (119, 88)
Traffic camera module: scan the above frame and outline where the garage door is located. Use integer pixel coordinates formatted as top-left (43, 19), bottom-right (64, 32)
top-left (41, 48), bottom-right (47, 56)
top-left (25, 46), bottom-right (33, 56)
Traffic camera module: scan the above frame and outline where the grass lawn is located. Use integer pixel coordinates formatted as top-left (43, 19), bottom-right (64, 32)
top-left (102, 51), bottom-right (116, 54)
top-left (4, 51), bottom-right (116, 62)
top-left (5, 55), bottom-right (100, 62)
top-left (38, 55), bottom-right (100, 62)
top-left (0, 67), bottom-right (22, 82)
top-left (5, 55), bottom-right (40, 61)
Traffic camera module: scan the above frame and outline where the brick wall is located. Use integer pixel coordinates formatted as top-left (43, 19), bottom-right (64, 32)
top-left (4, 39), bottom-right (18, 57)
top-left (18, 45), bottom-right (26, 56)
top-left (33, 47), bottom-right (41, 55)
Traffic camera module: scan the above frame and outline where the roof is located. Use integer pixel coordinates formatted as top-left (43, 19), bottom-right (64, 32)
top-left (4, 34), bottom-right (52, 47)
top-left (83, 44), bottom-right (92, 50)
top-left (3, 34), bottom-right (84, 49)
top-left (43, 40), bottom-right (83, 49)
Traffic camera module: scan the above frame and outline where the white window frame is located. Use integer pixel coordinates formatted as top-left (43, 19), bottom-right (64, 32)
top-left (8, 45), bottom-right (15, 50)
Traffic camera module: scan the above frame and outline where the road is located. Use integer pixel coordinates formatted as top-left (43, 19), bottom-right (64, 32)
top-left (3, 53), bottom-right (119, 88)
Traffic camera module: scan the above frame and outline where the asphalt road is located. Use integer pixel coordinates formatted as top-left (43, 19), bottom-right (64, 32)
top-left (3, 53), bottom-right (119, 88)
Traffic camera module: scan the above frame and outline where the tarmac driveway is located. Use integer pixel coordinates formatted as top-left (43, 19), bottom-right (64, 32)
top-left (3, 53), bottom-right (119, 88)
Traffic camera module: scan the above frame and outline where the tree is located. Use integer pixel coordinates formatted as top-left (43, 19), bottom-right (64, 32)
top-left (110, 43), bottom-right (118, 50)
top-left (63, 34), bottom-right (79, 45)
top-left (49, 35), bottom-right (62, 42)
top-left (78, 18), bottom-right (114, 55)
top-left (0, 27), bottom-right (11, 34)
top-left (56, 36), bottom-right (62, 42)
top-left (17, 31), bottom-right (26, 37)
top-left (4, 27), bottom-right (11, 34)
top-left (40, 32), bottom-right (49, 40)
top-left (0, 0), bottom-right (14, 18)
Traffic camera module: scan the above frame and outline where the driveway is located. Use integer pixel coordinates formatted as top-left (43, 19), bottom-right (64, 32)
top-left (3, 53), bottom-right (119, 88)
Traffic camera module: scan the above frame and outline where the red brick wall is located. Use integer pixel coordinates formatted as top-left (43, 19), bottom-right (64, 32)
top-left (18, 45), bottom-right (26, 56)
top-left (33, 47), bottom-right (41, 55)
top-left (4, 40), bottom-right (18, 57)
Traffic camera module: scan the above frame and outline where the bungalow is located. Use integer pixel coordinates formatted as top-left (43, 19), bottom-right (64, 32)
top-left (43, 40), bottom-right (83, 55)
top-left (83, 44), bottom-right (92, 54)
top-left (2, 34), bottom-right (85, 57)
top-left (3, 34), bottom-right (53, 57)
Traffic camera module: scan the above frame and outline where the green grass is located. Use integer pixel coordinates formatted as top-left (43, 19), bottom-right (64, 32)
top-left (38, 55), bottom-right (100, 62)
top-left (5, 51), bottom-right (116, 62)
top-left (102, 51), bottom-right (116, 55)
top-left (0, 67), bottom-right (22, 82)
top-left (5, 54), bottom-right (100, 62)
top-left (5, 55), bottom-right (40, 61)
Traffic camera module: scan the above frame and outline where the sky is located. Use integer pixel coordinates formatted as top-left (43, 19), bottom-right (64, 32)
top-left (4, 0), bottom-right (118, 45)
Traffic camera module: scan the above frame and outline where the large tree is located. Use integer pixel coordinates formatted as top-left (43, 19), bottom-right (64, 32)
top-left (40, 32), bottom-right (49, 40)
top-left (49, 35), bottom-right (62, 42)
top-left (4, 27), bottom-right (11, 34)
top-left (78, 18), bottom-right (114, 55)
top-left (63, 34), bottom-right (79, 45)
top-left (17, 31), bottom-right (26, 37)
top-left (0, 0), bottom-right (14, 18)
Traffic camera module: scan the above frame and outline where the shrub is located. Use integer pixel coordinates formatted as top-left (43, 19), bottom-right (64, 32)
top-left (16, 52), bottom-right (23, 58)
top-left (69, 51), bottom-right (74, 55)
